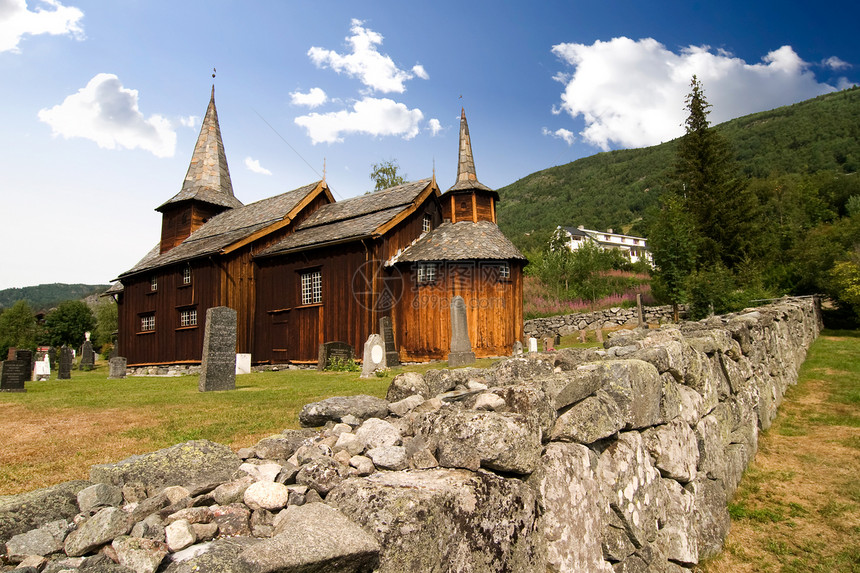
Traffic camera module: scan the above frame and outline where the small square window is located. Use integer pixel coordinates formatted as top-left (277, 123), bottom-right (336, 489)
top-left (182, 266), bottom-right (192, 285)
top-left (499, 262), bottom-right (511, 280)
top-left (150, 276), bottom-right (158, 291)
top-left (417, 263), bottom-right (437, 284)
top-left (422, 214), bottom-right (432, 233)
top-left (179, 309), bottom-right (197, 327)
top-left (301, 270), bottom-right (322, 305)
top-left (141, 314), bottom-right (155, 332)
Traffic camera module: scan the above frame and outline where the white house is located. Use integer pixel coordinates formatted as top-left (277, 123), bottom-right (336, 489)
top-left (555, 225), bottom-right (652, 265)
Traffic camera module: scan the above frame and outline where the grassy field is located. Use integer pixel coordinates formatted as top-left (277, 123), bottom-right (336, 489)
top-left (700, 330), bottom-right (860, 573)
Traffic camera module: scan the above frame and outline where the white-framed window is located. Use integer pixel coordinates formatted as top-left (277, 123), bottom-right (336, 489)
top-left (499, 262), bottom-right (511, 280)
top-left (417, 263), bottom-right (437, 284)
top-left (182, 266), bottom-right (192, 285)
top-left (301, 269), bottom-right (322, 305)
top-left (179, 308), bottom-right (197, 327)
top-left (423, 214), bottom-right (432, 233)
top-left (140, 314), bottom-right (155, 332)
top-left (150, 276), bottom-right (158, 291)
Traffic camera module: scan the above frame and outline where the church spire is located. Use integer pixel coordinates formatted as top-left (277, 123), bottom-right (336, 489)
top-left (157, 85), bottom-right (242, 212)
top-left (447, 108), bottom-right (492, 193)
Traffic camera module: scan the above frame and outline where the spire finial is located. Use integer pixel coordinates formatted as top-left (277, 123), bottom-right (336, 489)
top-left (323, 158), bottom-right (327, 183)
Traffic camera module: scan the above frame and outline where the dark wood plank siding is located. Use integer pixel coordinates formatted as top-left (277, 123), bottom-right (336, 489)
top-left (159, 203), bottom-right (226, 254)
top-left (441, 191), bottom-right (495, 224)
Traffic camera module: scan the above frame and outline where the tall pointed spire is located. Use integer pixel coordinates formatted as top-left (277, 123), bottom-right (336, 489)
top-left (157, 86), bottom-right (242, 211)
top-left (447, 108), bottom-right (492, 193)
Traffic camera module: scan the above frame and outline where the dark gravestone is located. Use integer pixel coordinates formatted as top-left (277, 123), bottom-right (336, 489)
top-left (15, 349), bottom-right (33, 379)
top-left (108, 357), bottom-right (127, 379)
top-left (47, 347), bottom-right (57, 369)
top-left (199, 307), bottom-right (237, 392)
top-left (79, 340), bottom-right (95, 371)
top-left (58, 345), bottom-right (73, 380)
top-left (0, 360), bottom-right (27, 392)
top-left (447, 296), bottom-right (476, 368)
top-left (379, 316), bottom-right (400, 367)
top-left (317, 342), bottom-right (354, 371)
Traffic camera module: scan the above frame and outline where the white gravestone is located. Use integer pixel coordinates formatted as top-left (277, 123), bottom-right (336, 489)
top-left (528, 337), bottom-right (538, 354)
top-left (236, 353), bottom-right (252, 375)
top-left (360, 334), bottom-right (386, 378)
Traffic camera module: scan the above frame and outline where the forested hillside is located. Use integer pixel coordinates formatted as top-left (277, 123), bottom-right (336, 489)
top-left (497, 87), bottom-right (860, 251)
top-left (0, 283), bottom-right (111, 311)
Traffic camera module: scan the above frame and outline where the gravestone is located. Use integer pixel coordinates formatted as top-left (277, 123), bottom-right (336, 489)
top-left (579, 330), bottom-right (587, 343)
top-left (360, 334), bottom-right (386, 378)
top-left (379, 316), bottom-right (400, 367)
top-left (0, 360), bottom-right (27, 392)
top-left (637, 293), bottom-right (645, 327)
top-left (528, 337), bottom-right (538, 354)
top-left (108, 357), bottom-right (127, 379)
top-left (512, 340), bottom-right (523, 356)
top-left (317, 342), bottom-right (354, 371)
top-left (15, 349), bottom-right (33, 378)
top-left (33, 355), bottom-right (50, 381)
top-left (235, 353), bottom-right (252, 375)
top-left (447, 296), bottom-right (475, 368)
top-left (79, 339), bottom-right (95, 371)
top-left (543, 337), bottom-right (555, 352)
top-left (58, 345), bottom-right (73, 380)
top-left (595, 326), bottom-right (604, 343)
top-left (199, 306), bottom-right (237, 392)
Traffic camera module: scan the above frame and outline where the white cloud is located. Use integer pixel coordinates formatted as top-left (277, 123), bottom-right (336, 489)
top-left (37, 73), bottom-right (176, 157)
top-left (412, 64), bottom-right (429, 80)
top-left (295, 96), bottom-right (424, 144)
top-left (307, 19), bottom-right (427, 93)
top-left (0, 0), bottom-right (83, 53)
top-left (179, 115), bottom-right (198, 128)
top-left (290, 87), bottom-right (327, 108)
top-left (427, 118), bottom-right (442, 136)
top-left (823, 56), bottom-right (851, 71)
top-left (244, 157), bottom-right (272, 175)
top-left (542, 127), bottom-right (575, 145)
top-left (552, 37), bottom-right (840, 150)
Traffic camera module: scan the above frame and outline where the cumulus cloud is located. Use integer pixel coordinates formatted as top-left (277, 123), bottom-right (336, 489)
top-left (179, 115), bottom-right (198, 128)
top-left (0, 0), bottom-right (83, 53)
top-left (427, 118), bottom-right (442, 136)
top-left (823, 56), bottom-right (851, 71)
top-left (543, 127), bottom-right (575, 145)
top-left (552, 37), bottom-right (842, 150)
top-left (294, 96), bottom-right (424, 144)
top-left (244, 157), bottom-right (272, 175)
top-left (37, 73), bottom-right (176, 157)
top-left (290, 87), bottom-right (327, 108)
top-left (412, 64), bottom-right (429, 80)
top-left (307, 19), bottom-right (427, 93)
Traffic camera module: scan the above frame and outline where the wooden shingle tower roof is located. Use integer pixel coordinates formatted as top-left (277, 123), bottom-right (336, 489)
top-left (447, 108), bottom-right (494, 194)
top-left (157, 86), bottom-right (243, 212)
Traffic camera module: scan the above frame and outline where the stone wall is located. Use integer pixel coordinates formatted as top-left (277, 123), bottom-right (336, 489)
top-left (0, 298), bottom-right (820, 572)
top-left (524, 304), bottom-right (688, 339)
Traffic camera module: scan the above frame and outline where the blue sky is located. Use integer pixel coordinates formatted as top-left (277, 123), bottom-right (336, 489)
top-left (1, 0), bottom-right (857, 290)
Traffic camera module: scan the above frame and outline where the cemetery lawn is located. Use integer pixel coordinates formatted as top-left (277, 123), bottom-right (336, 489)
top-left (699, 330), bottom-right (860, 573)
top-left (0, 360), bottom-right (490, 496)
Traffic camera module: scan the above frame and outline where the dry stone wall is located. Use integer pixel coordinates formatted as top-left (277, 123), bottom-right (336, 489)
top-left (525, 304), bottom-right (687, 339)
top-left (0, 298), bottom-right (820, 572)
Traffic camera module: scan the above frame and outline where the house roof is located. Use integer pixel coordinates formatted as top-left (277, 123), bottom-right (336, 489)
top-left (258, 179), bottom-right (436, 257)
top-left (156, 86), bottom-right (242, 212)
top-left (560, 226), bottom-right (647, 243)
top-left (391, 221), bottom-right (526, 263)
top-left (118, 181), bottom-right (325, 278)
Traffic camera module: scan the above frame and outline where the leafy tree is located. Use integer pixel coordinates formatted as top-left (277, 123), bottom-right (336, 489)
top-left (829, 249), bottom-right (860, 318)
top-left (648, 195), bottom-right (700, 319)
top-left (44, 300), bottom-right (95, 348)
top-left (93, 299), bottom-right (118, 349)
top-left (370, 159), bottom-right (406, 191)
top-left (0, 300), bottom-right (38, 357)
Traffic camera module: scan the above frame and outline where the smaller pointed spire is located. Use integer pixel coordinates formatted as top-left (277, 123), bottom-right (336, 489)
top-left (447, 108), bottom-right (492, 193)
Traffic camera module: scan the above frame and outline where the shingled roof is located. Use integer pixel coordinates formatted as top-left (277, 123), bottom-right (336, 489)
top-left (118, 182), bottom-right (325, 278)
top-left (258, 179), bottom-right (436, 257)
top-left (156, 86), bottom-right (243, 212)
top-left (391, 221), bottom-right (526, 263)
top-left (446, 108), bottom-right (495, 195)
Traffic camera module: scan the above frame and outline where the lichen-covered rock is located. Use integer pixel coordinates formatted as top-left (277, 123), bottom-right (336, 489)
top-left (598, 360), bottom-right (663, 430)
top-left (299, 395), bottom-right (389, 427)
top-left (111, 536), bottom-right (168, 573)
top-left (551, 364), bottom-right (606, 410)
top-left (243, 482), bottom-right (290, 512)
top-left (642, 419), bottom-right (699, 483)
top-left (240, 503), bottom-right (378, 572)
top-left (5, 519), bottom-right (71, 562)
top-left (253, 430), bottom-right (316, 460)
top-left (417, 408), bottom-right (542, 474)
top-left (327, 469), bottom-right (544, 573)
top-left (89, 441), bottom-right (241, 493)
top-left (162, 537), bottom-right (258, 573)
top-left (489, 384), bottom-right (557, 439)
top-left (0, 480), bottom-right (90, 545)
top-left (64, 507), bottom-right (132, 557)
top-left (77, 484), bottom-right (124, 514)
top-left (488, 356), bottom-right (555, 387)
top-left (354, 418), bottom-right (401, 449)
top-left (550, 390), bottom-right (622, 445)
top-left (365, 446), bottom-right (408, 471)
top-left (528, 442), bottom-right (613, 572)
top-left (686, 473), bottom-right (730, 560)
top-left (655, 478), bottom-right (698, 565)
top-left (385, 372), bottom-right (429, 402)
top-left (387, 394), bottom-right (425, 417)
top-left (295, 457), bottom-right (346, 495)
top-left (211, 504), bottom-right (251, 537)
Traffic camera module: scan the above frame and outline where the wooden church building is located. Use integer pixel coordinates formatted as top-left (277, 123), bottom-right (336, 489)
top-left (113, 88), bottom-right (525, 366)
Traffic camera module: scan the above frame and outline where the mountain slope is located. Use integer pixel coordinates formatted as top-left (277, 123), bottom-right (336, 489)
top-left (0, 283), bottom-right (112, 311)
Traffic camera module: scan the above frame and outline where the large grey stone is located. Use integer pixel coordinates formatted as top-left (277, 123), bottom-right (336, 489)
top-left (0, 480), bottom-right (90, 545)
top-left (552, 363), bottom-right (607, 410)
top-left (527, 443), bottom-right (613, 572)
top-left (253, 430), bottom-right (316, 460)
top-left (354, 417), bottom-right (401, 449)
top-left (550, 390), bottom-right (623, 444)
top-left (299, 395), bottom-right (389, 427)
top-left (111, 536), bottom-right (168, 573)
top-left (686, 473), bottom-right (730, 560)
top-left (77, 483), bottom-right (124, 513)
top-left (295, 457), bottom-right (346, 495)
top-left (641, 419), bottom-right (699, 483)
top-left (64, 507), bottom-right (132, 557)
top-left (5, 519), bottom-right (71, 562)
top-left (385, 372), bottom-right (429, 402)
top-left (240, 503), bottom-right (379, 573)
top-left (89, 440), bottom-right (241, 493)
top-left (162, 537), bottom-right (258, 573)
top-left (243, 482), bottom-right (290, 512)
top-left (655, 479), bottom-right (699, 565)
top-left (598, 360), bottom-right (663, 430)
top-left (417, 408), bottom-right (542, 474)
top-left (327, 469), bottom-right (544, 573)
top-left (489, 384), bottom-right (557, 439)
